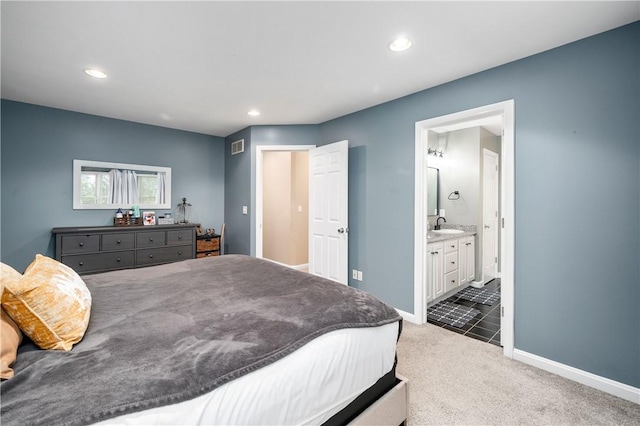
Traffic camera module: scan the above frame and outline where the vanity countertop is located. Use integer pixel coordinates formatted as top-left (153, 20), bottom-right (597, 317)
top-left (427, 226), bottom-right (476, 243)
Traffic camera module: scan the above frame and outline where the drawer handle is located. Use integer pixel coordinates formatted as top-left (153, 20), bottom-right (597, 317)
top-left (79, 242), bottom-right (84, 247)
top-left (450, 245), bottom-right (455, 248)
top-left (117, 240), bottom-right (121, 244)
top-left (79, 262), bottom-right (84, 266)
top-left (149, 238), bottom-right (154, 242)
top-left (451, 261), bottom-right (455, 264)
top-left (149, 254), bottom-right (153, 258)
top-left (178, 251), bottom-right (183, 255)
top-left (178, 236), bottom-right (182, 239)
top-left (116, 258), bottom-right (121, 262)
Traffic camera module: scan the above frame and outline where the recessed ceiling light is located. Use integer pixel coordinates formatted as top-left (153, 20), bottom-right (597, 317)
top-left (247, 110), bottom-right (260, 117)
top-left (84, 68), bottom-right (107, 79)
top-left (388, 37), bottom-right (413, 52)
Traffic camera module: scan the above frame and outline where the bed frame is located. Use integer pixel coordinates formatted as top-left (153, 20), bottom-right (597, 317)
top-left (349, 374), bottom-right (409, 425)
top-left (323, 369), bottom-right (409, 426)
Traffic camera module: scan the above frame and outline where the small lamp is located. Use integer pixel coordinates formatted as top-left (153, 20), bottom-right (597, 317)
top-left (176, 197), bottom-right (192, 224)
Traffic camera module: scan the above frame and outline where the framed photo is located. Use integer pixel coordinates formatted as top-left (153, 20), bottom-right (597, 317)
top-left (143, 211), bottom-right (156, 226)
top-left (196, 225), bottom-right (204, 236)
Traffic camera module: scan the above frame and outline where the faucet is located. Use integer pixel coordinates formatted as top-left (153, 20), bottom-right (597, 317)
top-left (435, 216), bottom-right (446, 230)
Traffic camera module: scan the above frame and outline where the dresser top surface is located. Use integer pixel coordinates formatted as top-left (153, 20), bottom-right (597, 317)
top-left (52, 224), bottom-right (197, 234)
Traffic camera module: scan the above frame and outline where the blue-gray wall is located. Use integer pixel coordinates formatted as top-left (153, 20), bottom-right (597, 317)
top-left (224, 125), bottom-right (319, 255)
top-left (1, 100), bottom-right (225, 271)
top-left (2, 22), bottom-right (638, 390)
top-left (319, 22), bottom-right (639, 387)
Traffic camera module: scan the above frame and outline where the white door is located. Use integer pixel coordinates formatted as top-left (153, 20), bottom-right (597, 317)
top-left (308, 140), bottom-right (349, 284)
top-left (482, 149), bottom-right (499, 283)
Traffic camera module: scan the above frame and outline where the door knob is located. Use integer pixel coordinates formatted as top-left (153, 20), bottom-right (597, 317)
top-left (484, 225), bottom-right (490, 229)
top-left (338, 227), bottom-right (349, 234)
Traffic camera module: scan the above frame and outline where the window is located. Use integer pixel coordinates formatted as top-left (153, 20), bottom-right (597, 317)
top-left (80, 171), bottom-right (109, 205)
top-left (137, 174), bottom-right (158, 204)
top-left (73, 160), bottom-right (171, 210)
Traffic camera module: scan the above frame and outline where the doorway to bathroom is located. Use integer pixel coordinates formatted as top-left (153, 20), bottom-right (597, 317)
top-left (414, 100), bottom-right (515, 358)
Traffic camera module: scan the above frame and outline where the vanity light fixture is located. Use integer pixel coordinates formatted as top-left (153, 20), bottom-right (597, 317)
top-left (427, 148), bottom-right (444, 158)
top-left (83, 68), bottom-right (107, 79)
top-left (247, 110), bottom-right (260, 117)
top-left (388, 36), bottom-right (413, 52)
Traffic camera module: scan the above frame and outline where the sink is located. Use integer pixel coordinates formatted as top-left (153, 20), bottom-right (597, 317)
top-left (432, 229), bottom-right (464, 235)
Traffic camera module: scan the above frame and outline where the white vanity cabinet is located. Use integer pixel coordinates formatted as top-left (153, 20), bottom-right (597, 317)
top-left (443, 239), bottom-right (459, 293)
top-left (459, 236), bottom-right (476, 285)
top-left (426, 242), bottom-right (444, 303)
top-left (427, 234), bottom-right (476, 305)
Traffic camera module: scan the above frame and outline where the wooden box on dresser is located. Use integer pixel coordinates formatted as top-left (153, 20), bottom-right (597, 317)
top-left (51, 224), bottom-right (197, 275)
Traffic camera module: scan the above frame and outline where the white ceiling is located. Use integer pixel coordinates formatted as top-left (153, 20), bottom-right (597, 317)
top-left (2, 1), bottom-right (638, 137)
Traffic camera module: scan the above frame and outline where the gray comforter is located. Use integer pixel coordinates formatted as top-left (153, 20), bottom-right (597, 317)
top-left (1, 255), bottom-right (401, 425)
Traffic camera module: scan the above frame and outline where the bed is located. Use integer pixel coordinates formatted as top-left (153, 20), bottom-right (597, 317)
top-left (1, 255), bottom-right (406, 425)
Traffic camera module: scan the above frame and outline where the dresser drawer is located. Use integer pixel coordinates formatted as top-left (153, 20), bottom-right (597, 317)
top-left (136, 245), bottom-right (193, 266)
top-left (167, 229), bottom-right (193, 245)
top-left (136, 231), bottom-right (166, 248)
top-left (60, 235), bottom-right (100, 254)
top-left (444, 251), bottom-right (458, 274)
top-left (444, 239), bottom-right (459, 254)
top-left (61, 251), bottom-right (135, 274)
top-left (444, 270), bottom-right (459, 292)
top-left (101, 233), bottom-right (135, 251)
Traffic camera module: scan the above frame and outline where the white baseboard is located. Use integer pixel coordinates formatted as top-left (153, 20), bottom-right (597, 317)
top-left (261, 258), bottom-right (308, 271)
top-left (513, 349), bottom-right (640, 404)
top-left (290, 263), bottom-right (309, 270)
top-left (396, 309), bottom-right (419, 324)
top-left (470, 280), bottom-right (484, 288)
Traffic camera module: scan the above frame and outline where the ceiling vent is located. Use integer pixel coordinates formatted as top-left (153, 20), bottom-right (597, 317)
top-left (231, 139), bottom-right (244, 155)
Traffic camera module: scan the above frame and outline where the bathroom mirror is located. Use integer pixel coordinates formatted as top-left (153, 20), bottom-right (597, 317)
top-left (427, 167), bottom-right (439, 216)
top-left (73, 159), bottom-right (171, 210)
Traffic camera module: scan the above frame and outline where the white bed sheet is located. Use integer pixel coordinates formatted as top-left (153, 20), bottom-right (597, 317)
top-left (96, 322), bottom-right (399, 425)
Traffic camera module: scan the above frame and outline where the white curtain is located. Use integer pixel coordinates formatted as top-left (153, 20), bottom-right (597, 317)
top-left (109, 169), bottom-right (138, 204)
top-left (156, 172), bottom-right (166, 204)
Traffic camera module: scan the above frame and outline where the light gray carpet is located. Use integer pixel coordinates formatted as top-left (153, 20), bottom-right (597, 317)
top-left (396, 322), bottom-right (640, 425)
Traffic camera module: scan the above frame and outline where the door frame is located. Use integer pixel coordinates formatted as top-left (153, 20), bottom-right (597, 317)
top-left (255, 145), bottom-right (316, 260)
top-left (414, 100), bottom-right (515, 358)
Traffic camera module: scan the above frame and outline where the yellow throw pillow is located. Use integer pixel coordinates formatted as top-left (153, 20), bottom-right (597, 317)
top-left (1, 262), bottom-right (24, 379)
top-left (1, 308), bottom-right (23, 379)
top-left (2, 255), bottom-right (92, 351)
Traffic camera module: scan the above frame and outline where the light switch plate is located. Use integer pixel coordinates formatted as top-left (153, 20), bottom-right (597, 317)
top-left (439, 209), bottom-right (445, 217)
top-left (242, 206), bottom-right (248, 215)
top-left (357, 271), bottom-right (363, 281)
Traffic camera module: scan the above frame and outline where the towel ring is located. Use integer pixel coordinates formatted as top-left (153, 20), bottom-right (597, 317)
top-left (448, 191), bottom-right (460, 200)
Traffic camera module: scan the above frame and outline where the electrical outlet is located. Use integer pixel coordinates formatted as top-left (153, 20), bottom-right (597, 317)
top-left (357, 270), bottom-right (363, 281)
top-left (352, 269), bottom-right (358, 280)
top-left (439, 209), bottom-right (445, 217)
top-left (242, 206), bottom-right (248, 215)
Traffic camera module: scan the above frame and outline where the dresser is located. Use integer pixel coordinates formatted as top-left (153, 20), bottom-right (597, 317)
top-left (51, 224), bottom-right (196, 275)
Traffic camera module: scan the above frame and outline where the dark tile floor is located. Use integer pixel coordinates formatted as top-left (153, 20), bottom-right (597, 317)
top-left (428, 279), bottom-right (502, 346)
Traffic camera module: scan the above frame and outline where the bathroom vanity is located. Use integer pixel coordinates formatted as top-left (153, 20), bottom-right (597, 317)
top-left (426, 230), bottom-right (476, 305)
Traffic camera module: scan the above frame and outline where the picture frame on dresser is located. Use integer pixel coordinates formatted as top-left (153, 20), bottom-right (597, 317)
top-left (143, 211), bottom-right (156, 225)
